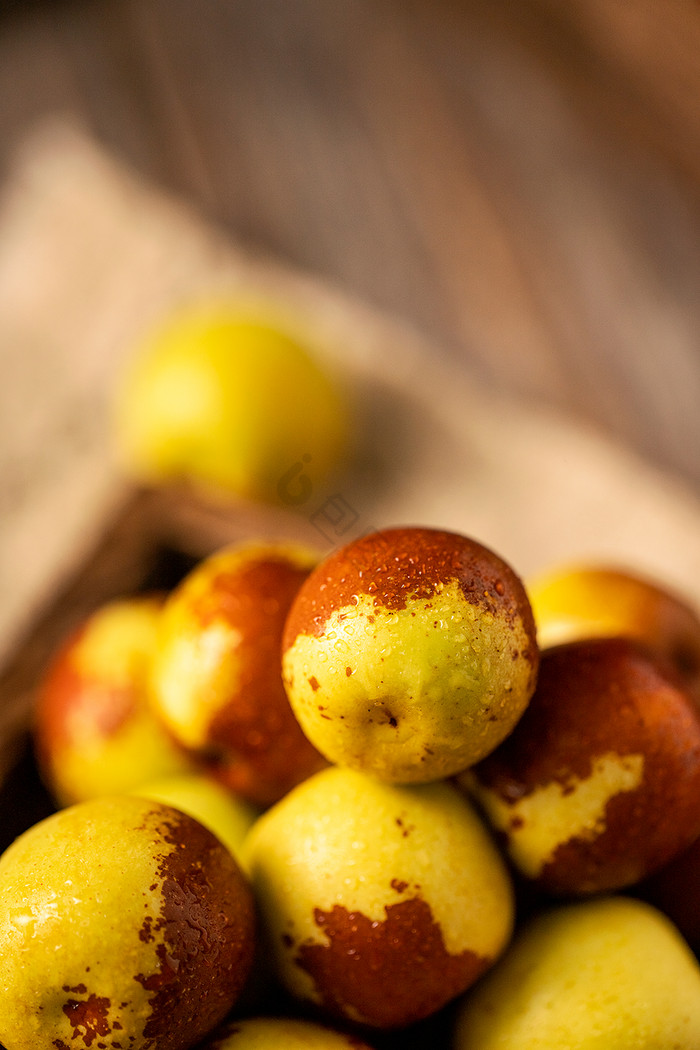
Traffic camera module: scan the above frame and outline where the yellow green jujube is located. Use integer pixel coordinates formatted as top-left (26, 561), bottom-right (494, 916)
top-left (282, 527), bottom-right (539, 783)
top-left (0, 795), bottom-right (255, 1050)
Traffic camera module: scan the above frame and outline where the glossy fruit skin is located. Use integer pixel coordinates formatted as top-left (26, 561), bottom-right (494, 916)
top-left (200, 1016), bottom-right (376, 1050)
top-left (282, 527), bottom-right (539, 783)
top-left (131, 773), bottom-right (259, 867)
top-left (114, 304), bottom-right (349, 505)
top-left (452, 896), bottom-right (700, 1050)
top-left (34, 596), bottom-right (193, 805)
top-left (150, 541), bottom-right (327, 807)
top-left (528, 563), bottom-right (700, 701)
top-left (0, 795), bottom-right (256, 1050)
top-left (242, 766), bottom-right (514, 1030)
top-left (467, 637), bottom-right (700, 895)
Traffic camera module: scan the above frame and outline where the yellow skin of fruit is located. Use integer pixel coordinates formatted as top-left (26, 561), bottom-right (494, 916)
top-left (0, 795), bottom-right (255, 1050)
top-left (151, 541), bottom-right (317, 752)
top-left (114, 303), bottom-right (349, 504)
top-left (35, 597), bottom-right (194, 806)
top-left (203, 1016), bottom-right (375, 1050)
top-left (467, 751), bottom-right (645, 882)
top-left (241, 766), bottom-right (514, 1029)
top-left (149, 540), bottom-right (325, 807)
top-left (283, 581), bottom-right (536, 783)
top-left (528, 564), bottom-right (700, 672)
top-left (132, 773), bottom-right (259, 867)
top-left (453, 896), bottom-right (700, 1050)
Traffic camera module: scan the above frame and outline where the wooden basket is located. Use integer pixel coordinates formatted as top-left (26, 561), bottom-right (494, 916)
top-left (0, 484), bottom-right (324, 852)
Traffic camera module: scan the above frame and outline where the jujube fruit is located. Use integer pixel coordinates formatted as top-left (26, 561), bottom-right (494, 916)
top-left (528, 563), bottom-right (700, 701)
top-left (282, 526), bottom-right (539, 783)
top-left (452, 896), bottom-right (700, 1049)
top-left (150, 541), bottom-right (327, 806)
top-left (466, 636), bottom-right (700, 895)
top-left (114, 303), bottom-right (350, 505)
top-left (242, 765), bottom-right (514, 1030)
top-left (34, 596), bottom-right (193, 806)
top-left (0, 795), bottom-right (256, 1050)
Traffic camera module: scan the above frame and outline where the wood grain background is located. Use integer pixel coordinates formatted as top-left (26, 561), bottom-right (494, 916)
top-left (1, 0), bottom-right (700, 493)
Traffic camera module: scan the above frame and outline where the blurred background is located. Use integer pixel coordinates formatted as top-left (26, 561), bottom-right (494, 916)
top-left (2, 0), bottom-right (699, 490)
top-left (4, 0), bottom-right (700, 984)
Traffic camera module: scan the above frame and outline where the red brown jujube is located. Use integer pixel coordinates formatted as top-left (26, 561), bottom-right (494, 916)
top-left (466, 636), bottom-right (700, 895)
top-left (150, 542), bottom-right (327, 807)
top-left (281, 526), bottom-right (539, 784)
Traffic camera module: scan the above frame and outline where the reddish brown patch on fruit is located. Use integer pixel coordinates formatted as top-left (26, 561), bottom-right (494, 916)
top-left (474, 637), bottom-right (700, 894)
top-left (61, 994), bottom-right (112, 1047)
top-left (35, 625), bottom-right (135, 760)
top-left (294, 898), bottom-right (488, 1028)
top-left (282, 528), bottom-right (537, 668)
top-left (189, 555), bottom-right (308, 630)
top-left (395, 817), bottom-right (413, 838)
top-left (180, 550), bottom-right (326, 805)
top-left (139, 914), bottom-right (157, 943)
top-left (309, 676), bottom-right (320, 691)
top-left (390, 878), bottom-right (409, 893)
top-left (133, 807), bottom-right (255, 1049)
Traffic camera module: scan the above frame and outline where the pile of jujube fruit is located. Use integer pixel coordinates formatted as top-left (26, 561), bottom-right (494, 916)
top-left (2, 526), bottom-right (700, 1050)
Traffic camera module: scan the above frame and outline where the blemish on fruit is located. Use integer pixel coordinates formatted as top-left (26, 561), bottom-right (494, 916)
top-left (390, 878), bottom-right (409, 893)
top-left (309, 676), bottom-right (320, 692)
top-left (61, 993), bottom-right (112, 1047)
top-left (283, 528), bottom-right (535, 642)
top-left (135, 809), bottom-right (255, 1044)
top-left (295, 899), bottom-right (489, 1028)
top-left (139, 914), bottom-right (159, 943)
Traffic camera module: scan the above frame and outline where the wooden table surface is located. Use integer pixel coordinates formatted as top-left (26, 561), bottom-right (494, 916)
top-left (2, 0), bottom-right (700, 495)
